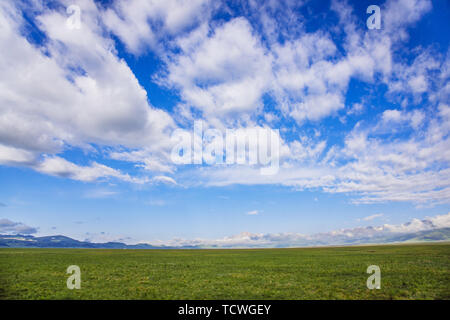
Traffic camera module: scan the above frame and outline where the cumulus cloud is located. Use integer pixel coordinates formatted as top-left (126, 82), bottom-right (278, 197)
top-left (0, 145), bottom-right (35, 166)
top-left (387, 49), bottom-right (440, 103)
top-left (272, 30), bottom-right (355, 123)
top-left (160, 18), bottom-right (272, 125)
top-left (157, 0), bottom-right (436, 128)
top-left (381, 109), bottom-right (425, 129)
top-left (102, 0), bottom-right (212, 55)
top-left (0, 0), bottom-right (175, 183)
top-left (383, 0), bottom-right (432, 38)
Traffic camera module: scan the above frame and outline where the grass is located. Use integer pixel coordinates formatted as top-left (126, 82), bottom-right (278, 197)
top-left (0, 243), bottom-right (449, 299)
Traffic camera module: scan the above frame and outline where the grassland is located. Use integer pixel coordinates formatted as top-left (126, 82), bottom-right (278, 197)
top-left (0, 243), bottom-right (449, 299)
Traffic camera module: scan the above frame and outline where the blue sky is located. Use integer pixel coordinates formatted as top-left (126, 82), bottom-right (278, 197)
top-left (0, 0), bottom-right (449, 246)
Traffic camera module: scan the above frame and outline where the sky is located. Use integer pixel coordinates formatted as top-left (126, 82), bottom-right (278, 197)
top-left (0, 0), bottom-right (449, 246)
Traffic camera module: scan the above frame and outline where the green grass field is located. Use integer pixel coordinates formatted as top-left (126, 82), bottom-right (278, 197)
top-left (0, 243), bottom-right (449, 299)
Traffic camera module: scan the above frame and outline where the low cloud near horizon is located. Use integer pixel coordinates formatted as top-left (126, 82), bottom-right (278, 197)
top-left (0, 218), bottom-right (37, 235)
top-left (145, 212), bottom-right (450, 248)
top-left (2, 212), bottom-right (449, 248)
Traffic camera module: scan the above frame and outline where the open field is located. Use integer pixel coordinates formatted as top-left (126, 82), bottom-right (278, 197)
top-left (0, 243), bottom-right (449, 299)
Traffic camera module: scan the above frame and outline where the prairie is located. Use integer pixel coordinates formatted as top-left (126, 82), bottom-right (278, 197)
top-left (0, 243), bottom-right (448, 299)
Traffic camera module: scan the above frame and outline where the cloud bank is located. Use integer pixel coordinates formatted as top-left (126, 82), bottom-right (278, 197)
top-left (146, 212), bottom-right (450, 248)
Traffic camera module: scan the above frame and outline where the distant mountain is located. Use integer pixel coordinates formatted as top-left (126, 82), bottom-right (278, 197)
top-left (385, 228), bottom-right (450, 243)
top-left (0, 228), bottom-right (449, 249)
top-left (302, 227), bottom-right (450, 247)
top-left (0, 234), bottom-right (167, 249)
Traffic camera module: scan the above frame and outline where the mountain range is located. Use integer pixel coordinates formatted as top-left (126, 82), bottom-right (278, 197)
top-left (1, 227), bottom-right (449, 249)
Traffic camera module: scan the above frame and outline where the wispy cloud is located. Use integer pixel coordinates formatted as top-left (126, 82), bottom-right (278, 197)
top-left (151, 175), bottom-right (177, 185)
top-left (361, 213), bottom-right (384, 221)
top-left (246, 210), bottom-right (259, 215)
top-left (84, 189), bottom-right (119, 199)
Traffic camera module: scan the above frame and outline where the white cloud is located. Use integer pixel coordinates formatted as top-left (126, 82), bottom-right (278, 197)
top-left (247, 210), bottom-right (259, 215)
top-left (192, 165), bottom-right (336, 190)
top-left (362, 213), bottom-right (383, 221)
top-left (288, 138), bottom-right (327, 163)
top-left (271, 31), bottom-right (346, 123)
top-left (0, 0), bottom-right (175, 182)
top-left (0, 144), bottom-right (36, 166)
top-left (151, 175), bottom-right (177, 185)
top-left (382, 109), bottom-right (403, 122)
top-left (330, 108), bottom-right (450, 204)
top-left (0, 218), bottom-right (37, 234)
top-left (37, 156), bottom-right (148, 183)
top-left (102, 0), bottom-right (212, 55)
top-left (381, 109), bottom-right (425, 129)
top-left (109, 149), bottom-right (175, 173)
top-left (387, 49), bottom-right (440, 101)
top-left (270, 12), bottom-right (391, 124)
top-left (0, 0), bottom-right (448, 208)
top-left (288, 93), bottom-right (344, 122)
top-left (383, 0), bottom-right (432, 38)
top-left (160, 18), bottom-right (272, 125)
top-left (186, 103), bottom-right (450, 205)
top-left (144, 212), bottom-right (450, 248)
